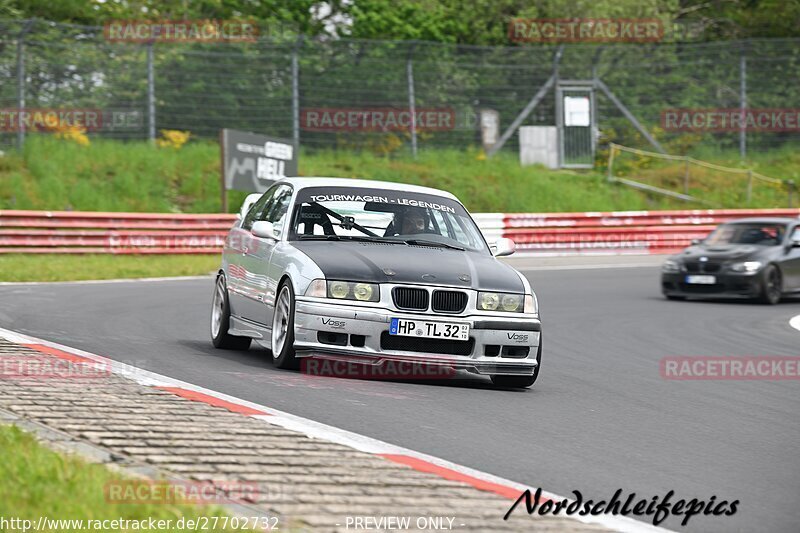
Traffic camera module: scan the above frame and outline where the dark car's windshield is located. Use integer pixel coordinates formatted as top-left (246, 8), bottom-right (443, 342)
top-left (704, 223), bottom-right (787, 246)
top-left (289, 186), bottom-right (489, 253)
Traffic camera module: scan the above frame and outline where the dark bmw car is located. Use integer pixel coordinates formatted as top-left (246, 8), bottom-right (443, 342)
top-left (661, 218), bottom-right (800, 304)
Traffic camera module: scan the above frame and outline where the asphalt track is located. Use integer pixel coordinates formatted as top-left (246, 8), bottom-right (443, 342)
top-left (1, 258), bottom-right (799, 532)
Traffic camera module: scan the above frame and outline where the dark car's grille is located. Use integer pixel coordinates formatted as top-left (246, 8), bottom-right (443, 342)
top-left (392, 287), bottom-right (428, 311)
top-left (431, 290), bottom-right (468, 313)
top-left (685, 262), bottom-right (721, 273)
top-left (380, 332), bottom-right (474, 356)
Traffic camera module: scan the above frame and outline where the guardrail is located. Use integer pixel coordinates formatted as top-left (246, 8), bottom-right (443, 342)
top-left (0, 210), bottom-right (237, 254)
top-left (1, 208), bottom-right (798, 255)
top-left (477, 208), bottom-right (800, 255)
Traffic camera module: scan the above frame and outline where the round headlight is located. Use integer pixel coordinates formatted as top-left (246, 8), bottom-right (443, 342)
top-left (353, 283), bottom-right (374, 301)
top-left (329, 281), bottom-right (349, 299)
top-left (479, 292), bottom-right (500, 311)
top-left (501, 294), bottom-right (522, 312)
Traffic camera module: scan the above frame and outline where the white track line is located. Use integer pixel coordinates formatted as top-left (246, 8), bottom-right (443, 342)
top-left (790, 315), bottom-right (800, 333)
top-left (0, 325), bottom-right (672, 533)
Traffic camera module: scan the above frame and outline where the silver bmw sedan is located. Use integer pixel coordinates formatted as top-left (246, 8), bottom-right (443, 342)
top-left (211, 178), bottom-right (542, 388)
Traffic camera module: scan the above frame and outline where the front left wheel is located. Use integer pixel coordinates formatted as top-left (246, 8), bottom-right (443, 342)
top-left (211, 275), bottom-right (252, 350)
top-left (758, 265), bottom-right (782, 305)
top-left (271, 281), bottom-right (299, 369)
top-left (490, 338), bottom-right (542, 389)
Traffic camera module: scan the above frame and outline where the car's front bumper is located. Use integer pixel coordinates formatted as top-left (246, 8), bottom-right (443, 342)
top-left (293, 298), bottom-right (541, 376)
top-left (661, 271), bottom-right (764, 299)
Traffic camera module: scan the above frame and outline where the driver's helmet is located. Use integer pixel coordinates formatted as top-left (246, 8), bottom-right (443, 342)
top-left (400, 207), bottom-right (427, 235)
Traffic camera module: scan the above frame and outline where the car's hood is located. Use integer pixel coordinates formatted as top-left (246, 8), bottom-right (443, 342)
top-left (291, 240), bottom-right (525, 292)
top-left (678, 244), bottom-right (771, 261)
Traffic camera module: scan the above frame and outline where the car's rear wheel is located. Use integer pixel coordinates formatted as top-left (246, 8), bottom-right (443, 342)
top-left (758, 265), bottom-right (782, 305)
top-left (271, 281), bottom-right (299, 369)
top-left (490, 338), bottom-right (542, 389)
top-left (211, 275), bottom-right (251, 350)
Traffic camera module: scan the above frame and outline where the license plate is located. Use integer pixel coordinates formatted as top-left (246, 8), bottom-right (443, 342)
top-left (389, 318), bottom-right (469, 340)
top-left (686, 275), bottom-right (716, 284)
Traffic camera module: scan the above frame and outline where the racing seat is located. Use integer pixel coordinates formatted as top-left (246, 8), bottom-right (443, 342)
top-left (297, 204), bottom-right (335, 236)
top-left (383, 220), bottom-right (398, 237)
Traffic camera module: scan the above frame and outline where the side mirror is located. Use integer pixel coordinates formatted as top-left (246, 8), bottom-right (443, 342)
top-left (252, 221), bottom-right (278, 240)
top-left (792, 238), bottom-right (800, 248)
top-left (491, 237), bottom-right (516, 257)
top-left (238, 193), bottom-right (263, 220)
top-left (691, 239), bottom-right (701, 245)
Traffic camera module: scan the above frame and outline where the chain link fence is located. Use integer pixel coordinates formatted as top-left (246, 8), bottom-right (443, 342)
top-left (1, 18), bottom-right (799, 159)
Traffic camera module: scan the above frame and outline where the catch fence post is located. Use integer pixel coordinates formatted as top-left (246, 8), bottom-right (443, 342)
top-left (292, 35), bottom-right (302, 149)
top-left (147, 42), bottom-right (156, 142)
top-left (739, 43), bottom-right (747, 160)
top-left (16, 20), bottom-right (33, 151)
top-left (407, 42), bottom-right (418, 159)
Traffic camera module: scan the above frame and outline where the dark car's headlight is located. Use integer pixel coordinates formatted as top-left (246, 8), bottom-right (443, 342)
top-left (304, 279), bottom-right (380, 302)
top-left (729, 261), bottom-right (763, 274)
top-left (477, 292), bottom-right (525, 313)
top-left (662, 259), bottom-right (681, 273)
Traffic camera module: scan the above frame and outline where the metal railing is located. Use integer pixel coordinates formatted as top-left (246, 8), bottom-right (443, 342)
top-left (606, 143), bottom-right (794, 207)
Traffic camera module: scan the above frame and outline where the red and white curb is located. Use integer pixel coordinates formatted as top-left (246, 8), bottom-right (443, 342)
top-left (0, 325), bottom-right (672, 533)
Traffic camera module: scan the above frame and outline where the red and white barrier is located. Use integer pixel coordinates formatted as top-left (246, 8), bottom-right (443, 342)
top-left (1, 208), bottom-right (798, 255)
top-left (0, 210), bottom-right (236, 254)
top-left (477, 209), bottom-right (800, 255)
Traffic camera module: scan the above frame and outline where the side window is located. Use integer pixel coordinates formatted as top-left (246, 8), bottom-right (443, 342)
top-left (241, 186), bottom-right (279, 231)
top-left (260, 185), bottom-right (294, 235)
top-left (431, 210), bottom-right (453, 239)
top-left (791, 227), bottom-right (800, 242)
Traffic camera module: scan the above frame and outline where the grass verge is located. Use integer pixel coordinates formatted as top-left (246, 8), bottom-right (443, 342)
top-left (2, 135), bottom-right (796, 214)
top-left (0, 254), bottom-right (219, 282)
top-left (0, 424), bottom-right (250, 532)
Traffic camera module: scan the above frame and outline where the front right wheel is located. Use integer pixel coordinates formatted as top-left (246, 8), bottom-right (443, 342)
top-left (210, 275), bottom-right (251, 350)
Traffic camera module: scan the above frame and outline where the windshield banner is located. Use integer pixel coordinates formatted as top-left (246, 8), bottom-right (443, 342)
top-left (297, 187), bottom-right (464, 215)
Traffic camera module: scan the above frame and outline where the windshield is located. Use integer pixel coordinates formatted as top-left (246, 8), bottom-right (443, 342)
top-left (289, 186), bottom-right (489, 253)
top-left (704, 223), bottom-right (786, 246)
